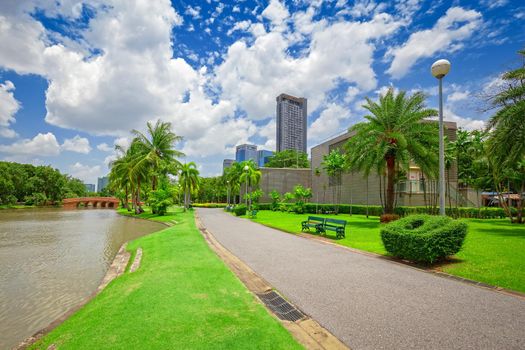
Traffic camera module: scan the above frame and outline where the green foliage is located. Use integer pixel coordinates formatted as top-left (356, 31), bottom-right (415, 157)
top-left (269, 190), bottom-right (280, 210)
top-left (233, 204), bottom-right (247, 216)
top-left (265, 149), bottom-right (309, 168)
top-left (0, 161), bottom-right (86, 205)
top-left (345, 88), bottom-right (439, 214)
top-left (293, 185), bottom-right (312, 214)
top-left (148, 189), bottom-right (173, 216)
top-left (245, 189), bottom-right (263, 204)
top-left (192, 203), bottom-right (228, 208)
top-left (380, 215), bottom-right (468, 263)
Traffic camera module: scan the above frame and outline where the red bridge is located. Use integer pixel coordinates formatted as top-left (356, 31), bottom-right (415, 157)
top-left (62, 197), bottom-right (120, 209)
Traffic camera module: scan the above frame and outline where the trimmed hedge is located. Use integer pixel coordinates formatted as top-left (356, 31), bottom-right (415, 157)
top-left (233, 204), bottom-right (247, 216)
top-left (255, 203), bottom-right (517, 219)
top-left (192, 203), bottom-right (228, 208)
top-left (380, 215), bottom-right (468, 263)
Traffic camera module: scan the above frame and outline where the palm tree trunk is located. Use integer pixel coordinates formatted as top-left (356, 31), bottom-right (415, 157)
top-left (385, 155), bottom-right (395, 214)
top-left (125, 185), bottom-right (130, 211)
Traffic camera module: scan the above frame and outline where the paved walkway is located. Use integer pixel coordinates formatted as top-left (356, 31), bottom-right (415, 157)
top-left (196, 209), bottom-right (525, 350)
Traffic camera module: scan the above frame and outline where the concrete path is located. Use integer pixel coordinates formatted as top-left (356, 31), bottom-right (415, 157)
top-left (196, 209), bottom-right (525, 350)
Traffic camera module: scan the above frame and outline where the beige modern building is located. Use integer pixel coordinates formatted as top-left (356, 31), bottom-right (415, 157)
top-left (257, 120), bottom-right (478, 207)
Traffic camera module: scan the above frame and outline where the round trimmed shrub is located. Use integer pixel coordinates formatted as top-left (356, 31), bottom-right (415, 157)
top-left (233, 204), bottom-right (247, 216)
top-left (380, 215), bottom-right (467, 264)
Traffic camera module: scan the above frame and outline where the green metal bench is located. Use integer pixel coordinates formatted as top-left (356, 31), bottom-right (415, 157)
top-left (301, 216), bottom-right (325, 234)
top-left (320, 218), bottom-right (347, 239)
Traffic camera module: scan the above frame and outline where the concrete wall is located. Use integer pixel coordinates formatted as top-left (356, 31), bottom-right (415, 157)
top-left (259, 168), bottom-right (311, 202)
top-left (310, 121), bottom-right (460, 207)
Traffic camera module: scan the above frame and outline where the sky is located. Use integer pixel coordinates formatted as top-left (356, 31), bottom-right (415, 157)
top-left (0, 0), bottom-right (523, 183)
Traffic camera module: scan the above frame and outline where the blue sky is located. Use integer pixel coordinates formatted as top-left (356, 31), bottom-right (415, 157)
top-left (0, 0), bottom-right (523, 183)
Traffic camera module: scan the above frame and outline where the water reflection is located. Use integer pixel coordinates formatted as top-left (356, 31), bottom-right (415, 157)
top-left (0, 209), bottom-right (165, 349)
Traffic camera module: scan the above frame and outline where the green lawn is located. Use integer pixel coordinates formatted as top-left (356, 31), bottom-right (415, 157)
top-left (31, 208), bottom-right (302, 349)
top-left (248, 210), bottom-right (525, 293)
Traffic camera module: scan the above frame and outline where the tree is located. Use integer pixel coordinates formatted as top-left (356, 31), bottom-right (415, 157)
top-left (179, 162), bottom-right (200, 210)
top-left (485, 49), bottom-right (525, 223)
top-left (131, 120), bottom-right (184, 191)
top-left (321, 150), bottom-right (346, 214)
top-left (345, 88), bottom-right (439, 214)
top-left (293, 185), bottom-right (312, 214)
top-left (265, 149), bottom-right (309, 168)
top-left (239, 160), bottom-right (261, 211)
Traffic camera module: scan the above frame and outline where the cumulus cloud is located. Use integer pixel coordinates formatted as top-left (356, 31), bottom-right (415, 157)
top-left (0, 80), bottom-right (20, 138)
top-left (0, 132), bottom-right (60, 156)
top-left (61, 135), bottom-right (91, 154)
top-left (69, 162), bottom-right (104, 183)
top-left (216, 11), bottom-right (401, 120)
top-left (387, 7), bottom-right (482, 79)
top-left (96, 142), bottom-right (113, 152)
top-left (309, 104), bottom-right (351, 142)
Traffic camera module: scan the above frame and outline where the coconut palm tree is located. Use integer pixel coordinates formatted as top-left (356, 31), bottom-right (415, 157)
top-left (179, 162), bottom-right (200, 210)
top-left (485, 49), bottom-right (525, 223)
top-left (131, 120), bottom-right (184, 191)
top-left (345, 88), bottom-right (439, 214)
top-left (239, 160), bottom-right (261, 210)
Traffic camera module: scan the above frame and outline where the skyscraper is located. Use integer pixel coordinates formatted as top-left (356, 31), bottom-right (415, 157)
top-left (276, 93), bottom-right (307, 153)
top-left (257, 150), bottom-right (274, 167)
top-left (235, 144), bottom-right (258, 163)
top-left (97, 176), bottom-right (109, 193)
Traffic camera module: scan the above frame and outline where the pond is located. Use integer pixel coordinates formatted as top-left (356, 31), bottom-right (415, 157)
top-left (0, 208), bottom-right (165, 349)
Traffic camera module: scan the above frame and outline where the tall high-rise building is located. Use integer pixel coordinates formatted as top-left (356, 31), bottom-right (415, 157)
top-left (276, 93), bottom-right (307, 153)
top-left (84, 183), bottom-right (96, 192)
top-left (257, 150), bottom-right (274, 167)
top-left (97, 176), bottom-right (109, 193)
top-left (235, 144), bottom-right (258, 163)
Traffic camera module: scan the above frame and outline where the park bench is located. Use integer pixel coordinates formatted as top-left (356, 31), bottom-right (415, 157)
top-left (320, 218), bottom-right (347, 239)
top-left (301, 216), bottom-right (325, 234)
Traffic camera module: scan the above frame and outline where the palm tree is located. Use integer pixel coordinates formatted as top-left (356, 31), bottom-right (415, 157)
top-left (239, 160), bottom-right (261, 210)
top-left (321, 150), bottom-right (346, 214)
top-left (179, 162), bottom-right (200, 210)
top-left (485, 49), bottom-right (525, 223)
top-left (131, 120), bottom-right (184, 191)
top-left (345, 88), bottom-right (439, 214)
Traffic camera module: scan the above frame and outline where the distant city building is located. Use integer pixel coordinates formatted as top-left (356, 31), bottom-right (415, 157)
top-left (235, 144), bottom-right (258, 163)
top-left (257, 150), bottom-right (274, 167)
top-left (84, 183), bottom-right (96, 192)
top-left (97, 176), bottom-right (109, 192)
top-left (276, 93), bottom-right (307, 153)
top-left (223, 159), bottom-right (235, 173)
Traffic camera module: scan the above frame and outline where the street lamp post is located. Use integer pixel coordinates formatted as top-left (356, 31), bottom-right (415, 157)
top-left (431, 59), bottom-right (451, 216)
top-left (226, 180), bottom-right (230, 207)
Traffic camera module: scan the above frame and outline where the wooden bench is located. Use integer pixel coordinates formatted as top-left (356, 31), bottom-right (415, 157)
top-left (319, 218), bottom-right (347, 239)
top-left (301, 216), bottom-right (325, 234)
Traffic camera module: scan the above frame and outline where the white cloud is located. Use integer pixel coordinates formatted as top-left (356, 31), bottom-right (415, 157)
top-left (185, 5), bottom-right (201, 19)
top-left (0, 132), bottom-right (60, 156)
top-left (261, 0), bottom-right (290, 30)
top-left (227, 20), bottom-right (252, 35)
top-left (429, 109), bottom-right (485, 131)
top-left (309, 104), bottom-right (351, 142)
top-left (0, 80), bottom-right (20, 138)
top-left (69, 162), bottom-right (104, 184)
top-left (97, 142), bottom-right (113, 152)
top-left (61, 135), bottom-right (91, 154)
top-left (216, 13), bottom-right (401, 120)
top-left (387, 7), bottom-right (482, 79)
top-left (448, 90), bottom-right (469, 102)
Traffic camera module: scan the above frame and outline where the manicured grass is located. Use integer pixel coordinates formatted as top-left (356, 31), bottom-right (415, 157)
top-left (30, 208), bottom-right (302, 349)
top-left (248, 210), bottom-right (525, 293)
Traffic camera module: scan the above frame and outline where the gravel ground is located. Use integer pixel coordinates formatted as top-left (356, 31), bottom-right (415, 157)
top-left (197, 208), bottom-right (525, 350)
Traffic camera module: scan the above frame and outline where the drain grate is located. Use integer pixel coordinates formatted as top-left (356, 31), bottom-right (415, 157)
top-left (257, 291), bottom-right (305, 322)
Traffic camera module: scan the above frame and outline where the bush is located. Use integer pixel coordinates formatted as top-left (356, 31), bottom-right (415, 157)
top-left (192, 203), bottom-right (228, 208)
top-left (380, 215), bottom-right (468, 264)
top-left (380, 214), bottom-right (400, 223)
top-left (148, 189), bottom-right (172, 216)
top-left (233, 204), bottom-right (247, 216)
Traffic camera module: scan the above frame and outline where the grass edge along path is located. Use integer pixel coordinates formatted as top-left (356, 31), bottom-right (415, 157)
top-left (245, 210), bottom-right (525, 294)
top-left (29, 208), bottom-right (303, 350)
